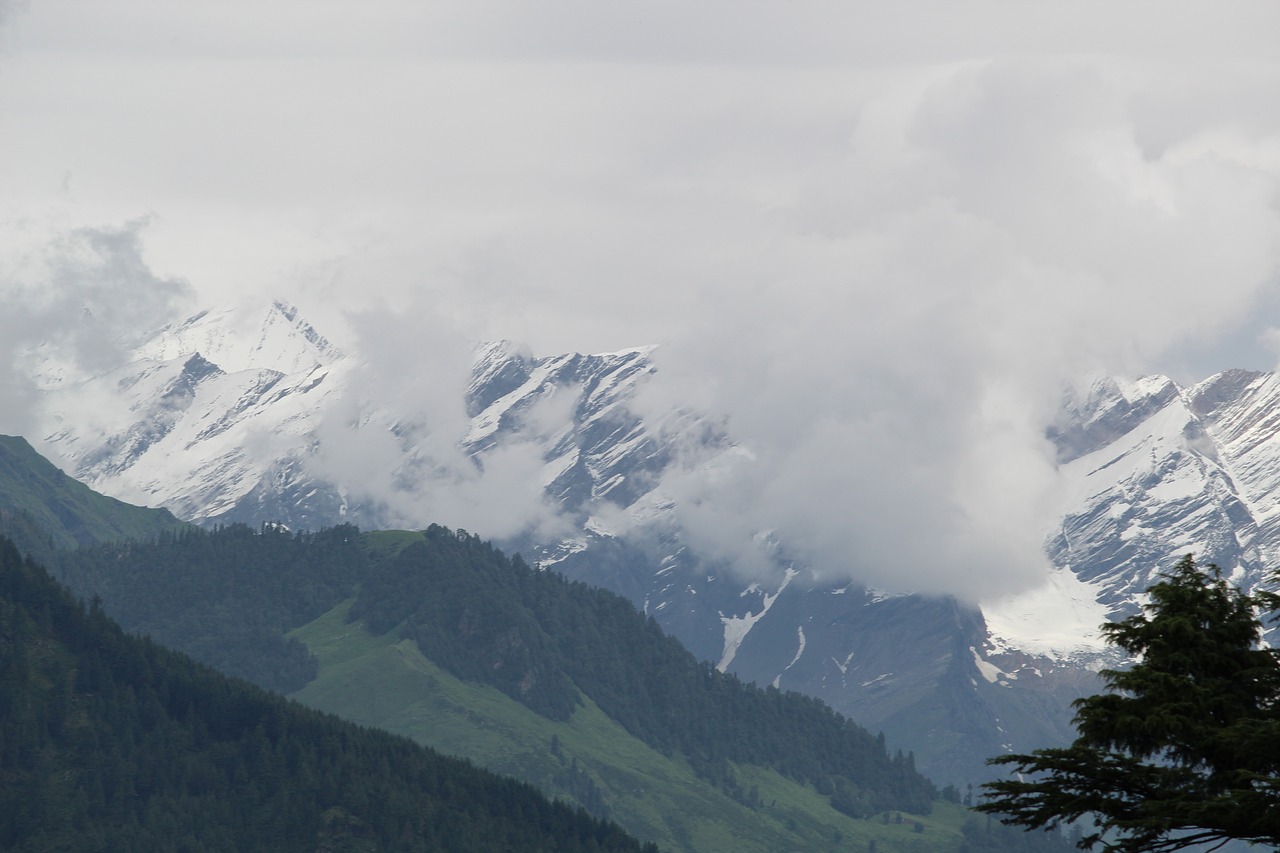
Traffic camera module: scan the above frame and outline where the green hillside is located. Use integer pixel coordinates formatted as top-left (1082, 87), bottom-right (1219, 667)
top-left (0, 536), bottom-right (656, 852)
top-left (292, 598), bottom-right (971, 853)
top-left (54, 523), bottom-right (1076, 853)
top-left (0, 434), bottom-right (186, 563)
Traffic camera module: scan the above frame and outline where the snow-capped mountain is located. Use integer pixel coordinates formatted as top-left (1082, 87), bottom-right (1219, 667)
top-left (36, 303), bottom-right (349, 528)
top-left (990, 369), bottom-right (1280, 652)
top-left (24, 301), bottom-right (1280, 785)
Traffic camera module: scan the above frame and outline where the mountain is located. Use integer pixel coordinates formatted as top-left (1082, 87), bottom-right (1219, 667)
top-left (25, 300), bottom-right (1280, 785)
top-left (33, 302), bottom-right (350, 528)
top-left (0, 433), bottom-right (185, 564)
top-left (983, 369), bottom-right (1280, 672)
top-left (24, 302), bottom-right (1026, 782)
top-left (0, 535), bottom-right (658, 853)
top-left (1042, 370), bottom-right (1279, 621)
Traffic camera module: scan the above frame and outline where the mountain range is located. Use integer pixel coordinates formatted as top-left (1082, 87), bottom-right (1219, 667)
top-left (21, 299), bottom-right (1280, 785)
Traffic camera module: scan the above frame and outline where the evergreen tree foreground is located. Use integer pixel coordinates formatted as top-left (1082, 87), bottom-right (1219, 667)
top-left (978, 555), bottom-right (1280, 852)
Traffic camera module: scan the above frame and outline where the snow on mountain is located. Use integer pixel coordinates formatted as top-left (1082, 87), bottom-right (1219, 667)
top-left (718, 566), bottom-right (797, 672)
top-left (981, 566), bottom-right (1113, 660)
top-left (25, 300), bottom-right (1280, 785)
top-left (972, 367), bottom-right (1280, 731)
top-left (136, 302), bottom-right (341, 376)
top-left (36, 301), bottom-right (348, 524)
top-left (1029, 370), bottom-right (1279, 645)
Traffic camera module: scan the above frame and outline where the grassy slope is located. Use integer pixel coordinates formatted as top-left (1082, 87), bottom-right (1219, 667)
top-left (291, 600), bottom-right (974, 853)
top-left (0, 435), bottom-right (186, 557)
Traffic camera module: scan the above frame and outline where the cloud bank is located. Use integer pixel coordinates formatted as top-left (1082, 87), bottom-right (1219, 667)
top-left (3, 3), bottom-right (1280, 599)
top-left (625, 58), bottom-right (1280, 599)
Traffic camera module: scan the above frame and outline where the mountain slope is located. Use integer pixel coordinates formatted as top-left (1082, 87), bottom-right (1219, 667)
top-left (0, 536), bottom-right (657, 853)
top-left (50, 520), bottom-right (1075, 852)
top-left (52, 525), bottom-right (946, 829)
top-left (291, 598), bottom-right (973, 853)
top-left (0, 434), bottom-right (185, 563)
top-left (55, 523), bottom-right (369, 693)
top-left (1008, 371), bottom-right (1280, 642)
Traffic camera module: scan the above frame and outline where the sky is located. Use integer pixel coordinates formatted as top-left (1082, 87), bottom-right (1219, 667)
top-left (3, 1), bottom-right (1280, 599)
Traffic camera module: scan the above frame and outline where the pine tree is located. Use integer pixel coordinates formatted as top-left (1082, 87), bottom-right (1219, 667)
top-left (978, 555), bottom-right (1280, 852)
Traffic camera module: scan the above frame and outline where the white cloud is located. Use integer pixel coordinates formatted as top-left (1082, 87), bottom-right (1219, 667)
top-left (3, 3), bottom-right (1280, 597)
top-left (0, 220), bottom-right (194, 435)
top-left (629, 57), bottom-right (1280, 599)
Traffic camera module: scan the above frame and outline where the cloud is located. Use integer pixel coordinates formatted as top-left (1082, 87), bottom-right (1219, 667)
top-left (304, 296), bottom-right (571, 542)
top-left (626, 58), bottom-right (1280, 601)
top-left (5, 4), bottom-right (1280, 601)
top-left (0, 0), bottom-right (27, 27)
top-left (0, 219), bottom-right (194, 436)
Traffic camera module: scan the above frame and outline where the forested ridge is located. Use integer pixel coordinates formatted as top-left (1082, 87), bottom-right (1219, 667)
top-left (0, 536), bottom-right (658, 852)
top-left (56, 522), bottom-right (937, 817)
top-left (56, 524), bottom-right (369, 691)
top-left (352, 526), bottom-right (938, 816)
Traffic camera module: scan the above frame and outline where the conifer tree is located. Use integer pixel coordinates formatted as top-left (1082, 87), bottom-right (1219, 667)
top-left (978, 555), bottom-right (1280, 852)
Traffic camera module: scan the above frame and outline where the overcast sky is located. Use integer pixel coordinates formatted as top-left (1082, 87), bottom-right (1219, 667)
top-left (3, 1), bottom-right (1280, 598)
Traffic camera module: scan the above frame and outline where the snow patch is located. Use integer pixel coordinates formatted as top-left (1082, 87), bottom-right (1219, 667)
top-left (772, 626), bottom-right (807, 688)
top-left (864, 588), bottom-right (902, 605)
top-left (1144, 465), bottom-right (1206, 502)
top-left (1115, 374), bottom-right (1175, 404)
top-left (982, 566), bottom-right (1112, 659)
top-left (970, 647), bottom-right (1004, 684)
top-left (717, 566), bottom-right (797, 672)
top-left (536, 537), bottom-right (589, 569)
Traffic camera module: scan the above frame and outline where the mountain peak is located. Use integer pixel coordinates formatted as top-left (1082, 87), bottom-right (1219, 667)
top-left (138, 300), bottom-right (341, 376)
top-left (1187, 367), bottom-right (1268, 417)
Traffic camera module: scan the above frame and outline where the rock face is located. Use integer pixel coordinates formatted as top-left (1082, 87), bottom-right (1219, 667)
top-left (1042, 371), bottom-right (1279, 628)
top-left (26, 301), bottom-right (1280, 785)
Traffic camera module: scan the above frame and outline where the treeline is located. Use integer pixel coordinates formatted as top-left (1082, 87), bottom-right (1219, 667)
top-left (350, 525), bottom-right (938, 816)
top-left (0, 536), bottom-right (658, 852)
top-left (55, 523), bottom-right (368, 692)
